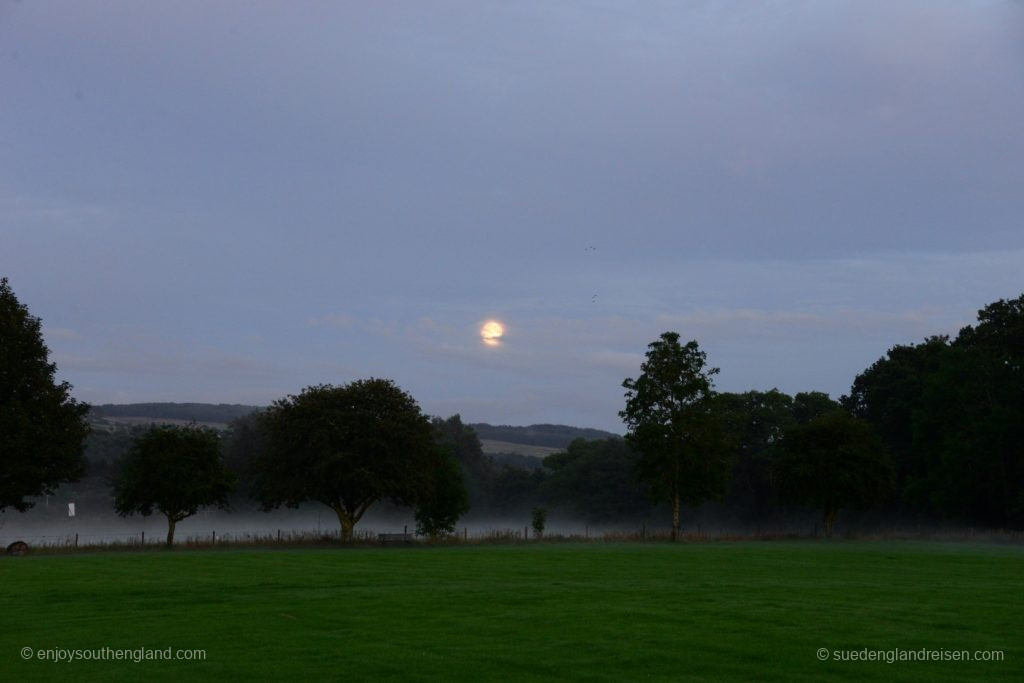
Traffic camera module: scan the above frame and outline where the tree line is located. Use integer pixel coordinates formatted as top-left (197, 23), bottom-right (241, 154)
top-left (2, 275), bottom-right (1022, 544)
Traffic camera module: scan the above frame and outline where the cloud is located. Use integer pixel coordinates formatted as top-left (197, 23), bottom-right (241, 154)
top-left (306, 313), bottom-right (356, 328)
top-left (43, 326), bottom-right (81, 341)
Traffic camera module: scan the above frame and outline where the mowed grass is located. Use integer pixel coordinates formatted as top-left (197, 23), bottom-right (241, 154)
top-left (3, 541), bottom-right (1021, 681)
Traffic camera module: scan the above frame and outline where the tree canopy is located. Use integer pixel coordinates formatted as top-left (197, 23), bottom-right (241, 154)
top-left (253, 379), bottom-right (439, 540)
top-left (413, 446), bottom-right (469, 539)
top-left (0, 277), bottom-right (90, 512)
top-left (844, 294), bottom-right (1024, 527)
top-left (621, 332), bottom-right (731, 540)
top-left (774, 412), bottom-right (892, 537)
top-left (112, 424), bottom-right (235, 545)
top-left (541, 437), bottom-right (650, 523)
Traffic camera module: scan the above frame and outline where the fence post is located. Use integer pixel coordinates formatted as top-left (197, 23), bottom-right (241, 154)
top-left (74, 533), bottom-right (78, 548)
top-left (141, 531), bottom-right (145, 546)
top-left (464, 527), bottom-right (468, 541)
top-left (277, 529), bottom-right (281, 542)
top-left (212, 530), bottom-right (216, 544)
top-left (524, 525), bottom-right (528, 540)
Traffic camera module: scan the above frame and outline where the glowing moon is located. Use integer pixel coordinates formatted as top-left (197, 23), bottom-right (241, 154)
top-left (481, 320), bottom-right (504, 346)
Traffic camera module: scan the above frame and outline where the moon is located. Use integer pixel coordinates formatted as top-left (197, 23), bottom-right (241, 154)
top-left (480, 320), bottom-right (504, 346)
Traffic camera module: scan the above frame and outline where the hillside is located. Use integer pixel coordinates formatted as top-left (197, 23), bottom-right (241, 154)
top-left (469, 423), bottom-right (619, 448)
top-left (91, 403), bottom-right (261, 426)
top-left (87, 403), bottom-right (618, 453)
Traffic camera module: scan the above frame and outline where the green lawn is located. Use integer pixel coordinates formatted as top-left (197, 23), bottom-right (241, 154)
top-left (2, 541), bottom-right (1021, 681)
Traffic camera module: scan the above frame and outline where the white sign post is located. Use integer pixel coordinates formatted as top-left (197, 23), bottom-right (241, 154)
top-left (68, 502), bottom-right (76, 517)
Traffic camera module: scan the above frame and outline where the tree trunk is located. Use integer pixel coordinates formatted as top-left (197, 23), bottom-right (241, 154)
top-left (824, 508), bottom-right (837, 539)
top-left (671, 491), bottom-right (681, 542)
top-left (166, 516), bottom-right (176, 547)
top-left (334, 506), bottom-right (355, 542)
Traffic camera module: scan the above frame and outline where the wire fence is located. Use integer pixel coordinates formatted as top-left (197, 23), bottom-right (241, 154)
top-left (3, 524), bottom-right (1023, 554)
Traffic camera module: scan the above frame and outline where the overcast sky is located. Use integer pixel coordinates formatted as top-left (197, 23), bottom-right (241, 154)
top-left (3, 1), bottom-right (1022, 431)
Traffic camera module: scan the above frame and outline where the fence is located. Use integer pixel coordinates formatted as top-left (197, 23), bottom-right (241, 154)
top-left (4, 524), bottom-right (1023, 553)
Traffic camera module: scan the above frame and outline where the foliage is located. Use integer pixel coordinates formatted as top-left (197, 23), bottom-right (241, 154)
top-left (774, 412), bottom-right (892, 537)
top-left (414, 447), bottom-right (470, 538)
top-left (112, 424), bottom-right (234, 545)
top-left (0, 277), bottom-right (90, 512)
top-left (715, 390), bottom-right (795, 521)
top-left (432, 414), bottom-right (494, 509)
top-left (620, 332), bottom-right (731, 539)
top-left (844, 293), bottom-right (1024, 527)
top-left (222, 411), bottom-right (265, 500)
top-left (487, 465), bottom-right (546, 513)
top-left (253, 379), bottom-right (438, 540)
top-left (541, 437), bottom-right (651, 522)
top-left (531, 507), bottom-right (547, 536)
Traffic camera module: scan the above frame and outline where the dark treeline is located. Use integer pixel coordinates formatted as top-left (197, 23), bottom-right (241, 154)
top-left (843, 295), bottom-right (1024, 528)
top-left (31, 295), bottom-right (1024, 534)
top-left (3, 271), bottom-right (1022, 539)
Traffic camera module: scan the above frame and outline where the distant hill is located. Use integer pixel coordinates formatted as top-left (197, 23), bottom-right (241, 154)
top-left (469, 423), bottom-right (620, 449)
top-left (87, 404), bottom-right (619, 449)
top-left (91, 403), bottom-right (262, 426)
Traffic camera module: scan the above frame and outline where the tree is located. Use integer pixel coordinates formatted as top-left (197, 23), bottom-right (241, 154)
top-left (414, 447), bottom-right (469, 540)
top-left (842, 294), bottom-right (1024, 527)
top-left (774, 412), bottom-right (891, 537)
top-left (0, 277), bottom-right (90, 512)
top-left (253, 379), bottom-right (438, 541)
top-left (620, 333), bottom-right (731, 541)
top-left (716, 390), bottom-right (795, 522)
top-left (842, 336), bottom-right (950, 509)
top-left (432, 414), bottom-right (494, 511)
top-left (541, 437), bottom-right (651, 522)
top-left (112, 425), bottom-right (235, 546)
top-left (531, 507), bottom-right (547, 538)
top-left (222, 411), bottom-right (265, 502)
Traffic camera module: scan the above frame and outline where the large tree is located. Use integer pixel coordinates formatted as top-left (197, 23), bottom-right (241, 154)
top-left (620, 333), bottom-right (731, 540)
top-left (112, 424), bottom-right (235, 546)
top-left (253, 379), bottom-right (439, 541)
top-left (774, 412), bottom-right (891, 537)
top-left (0, 277), bottom-right (90, 512)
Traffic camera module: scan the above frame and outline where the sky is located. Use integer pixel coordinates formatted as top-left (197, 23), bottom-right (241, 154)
top-left (2, 1), bottom-right (1022, 432)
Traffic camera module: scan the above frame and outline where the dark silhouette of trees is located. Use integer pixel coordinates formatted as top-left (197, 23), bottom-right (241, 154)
top-left (432, 414), bottom-right (494, 511)
top-left (414, 447), bottom-right (469, 539)
top-left (112, 425), bottom-right (235, 546)
top-left (774, 412), bottom-right (892, 537)
top-left (541, 437), bottom-right (650, 522)
top-left (253, 379), bottom-right (439, 541)
top-left (716, 390), bottom-right (794, 522)
top-left (621, 333), bottom-right (731, 540)
top-left (222, 411), bottom-right (265, 501)
top-left (845, 294), bottom-right (1024, 527)
top-left (0, 277), bottom-right (90, 512)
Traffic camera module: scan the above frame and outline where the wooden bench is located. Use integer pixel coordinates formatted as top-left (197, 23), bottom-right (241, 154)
top-left (378, 533), bottom-right (414, 544)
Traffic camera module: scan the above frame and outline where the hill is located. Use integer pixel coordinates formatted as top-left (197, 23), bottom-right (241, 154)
top-left (469, 423), bottom-right (619, 448)
top-left (87, 404), bottom-right (618, 452)
top-left (91, 403), bottom-right (261, 426)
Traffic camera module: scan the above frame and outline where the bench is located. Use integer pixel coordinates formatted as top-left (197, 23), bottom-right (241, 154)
top-left (378, 533), bottom-right (414, 544)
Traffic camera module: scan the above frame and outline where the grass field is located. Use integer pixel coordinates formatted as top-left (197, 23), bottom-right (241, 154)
top-left (3, 541), bottom-right (1021, 681)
